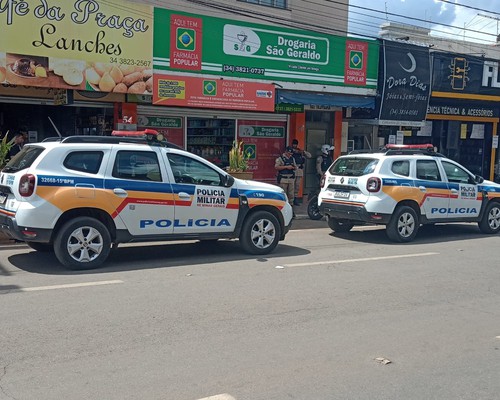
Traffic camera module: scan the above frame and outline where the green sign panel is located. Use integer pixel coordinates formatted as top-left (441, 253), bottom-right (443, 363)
top-left (239, 125), bottom-right (285, 138)
top-left (138, 116), bottom-right (183, 128)
top-left (154, 9), bottom-right (378, 88)
top-left (275, 103), bottom-right (304, 113)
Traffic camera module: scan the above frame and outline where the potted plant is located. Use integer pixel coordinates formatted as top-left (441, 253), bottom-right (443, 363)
top-left (227, 140), bottom-right (253, 180)
top-left (0, 131), bottom-right (14, 169)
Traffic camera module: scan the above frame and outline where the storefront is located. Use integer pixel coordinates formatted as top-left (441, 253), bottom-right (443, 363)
top-left (428, 52), bottom-right (500, 180)
top-left (152, 8), bottom-right (379, 189)
top-left (136, 105), bottom-right (288, 184)
top-left (0, 85), bottom-right (123, 140)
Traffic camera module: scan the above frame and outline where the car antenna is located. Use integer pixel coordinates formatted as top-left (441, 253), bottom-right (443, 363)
top-left (48, 116), bottom-right (62, 138)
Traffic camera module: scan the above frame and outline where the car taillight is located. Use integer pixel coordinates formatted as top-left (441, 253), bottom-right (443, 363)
top-left (366, 177), bottom-right (381, 193)
top-left (19, 174), bottom-right (36, 197)
top-left (319, 174), bottom-right (326, 188)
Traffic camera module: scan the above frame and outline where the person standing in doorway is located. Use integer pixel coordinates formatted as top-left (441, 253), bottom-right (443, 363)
top-left (291, 139), bottom-right (311, 205)
top-left (275, 146), bottom-right (297, 209)
top-left (316, 144), bottom-right (334, 182)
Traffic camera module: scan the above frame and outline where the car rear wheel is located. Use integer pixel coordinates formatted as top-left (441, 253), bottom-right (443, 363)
top-left (54, 217), bottom-right (111, 270)
top-left (239, 211), bottom-right (280, 255)
top-left (26, 242), bottom-right (53, 252)
top-left (478, 201), bottom-right (500, 234)
top-left (386, 205), bottom-right (419, 242)
top-left (327, 216), bottom-right (354, 232)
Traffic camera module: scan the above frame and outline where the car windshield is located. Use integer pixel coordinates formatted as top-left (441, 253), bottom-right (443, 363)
top-left (2, 146), bottom-right (45, 172)
top-left (329, 157), bottom-right (378, 176)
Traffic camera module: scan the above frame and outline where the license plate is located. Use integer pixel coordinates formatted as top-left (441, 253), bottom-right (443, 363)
top-left (333, 191), bottom-right (349, 199)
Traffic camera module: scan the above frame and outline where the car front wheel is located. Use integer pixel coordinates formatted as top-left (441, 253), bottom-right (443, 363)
top-left (239, 211), bottom-right (280, 255)
top-left (386, 205), bottom-right (419, 242)
top-left (478, 201), bottom-right (500, 234)
top-left (54, 217), bottom-right (111, 270)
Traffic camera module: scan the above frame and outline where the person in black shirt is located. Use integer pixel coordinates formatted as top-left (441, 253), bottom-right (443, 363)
top-left (9, 133), bottom-right (25, 158)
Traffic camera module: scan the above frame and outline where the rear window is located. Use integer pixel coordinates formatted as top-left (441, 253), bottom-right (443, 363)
top-left (64, 151), bottom-right (103, 174)
top-left (2, 146), bottom-right (45, 172)
top-left (329, 157), bottom-right (378, 176)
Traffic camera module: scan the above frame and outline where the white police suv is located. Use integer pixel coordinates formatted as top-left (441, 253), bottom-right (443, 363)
top-left (0, 131), bottom-right (293, 269)
top-left (318, 144), bottom-right (500, 242)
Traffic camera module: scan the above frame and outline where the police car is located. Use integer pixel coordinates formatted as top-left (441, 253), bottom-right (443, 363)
top-left (0, 130), bottom-right (293, 269)
top-left (318, 144), bottom-right (500, 242)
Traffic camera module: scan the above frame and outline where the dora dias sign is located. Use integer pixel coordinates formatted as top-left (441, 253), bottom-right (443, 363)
top-left (153, 8), bottom-right (378, 88)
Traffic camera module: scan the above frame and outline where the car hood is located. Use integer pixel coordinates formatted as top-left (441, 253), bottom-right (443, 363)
top-left (235, 178), bottom-right (283, 193)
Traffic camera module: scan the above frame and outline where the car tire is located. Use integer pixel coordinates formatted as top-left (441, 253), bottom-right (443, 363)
top-left (54, 217), bottom-right (111, 270)
top-left (386, 205), bottom-right (419, 242)
top-left (239, 211), bottom-right (280, 255)
top-left (478, 201), bottom-right (500, 234)
top-left (327, 217), bottom-right (354, 233)
top-left (26, 242), bottom-right (53, 252)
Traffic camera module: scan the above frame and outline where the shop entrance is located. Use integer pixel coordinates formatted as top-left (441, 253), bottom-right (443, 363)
top-left (304, 129), bottom-right (327, 195)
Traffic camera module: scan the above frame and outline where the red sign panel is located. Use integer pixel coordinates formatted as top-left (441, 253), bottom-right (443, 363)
top-left (344, 40), bottom-right (368, 86)
top-left (170, 15), bottom-right (203, 71)
top-left (153, 74), bottom-right (275, 112)
top-left (237, 120), bottom-right (286, 184)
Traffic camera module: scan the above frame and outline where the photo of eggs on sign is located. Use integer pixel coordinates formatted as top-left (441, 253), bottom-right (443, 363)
top-left (5, 54), bottom-right (86, 90)
top-left (83, 62), bottom-right (153, 94)
top-left (5, 53), bottom-right (50, 84)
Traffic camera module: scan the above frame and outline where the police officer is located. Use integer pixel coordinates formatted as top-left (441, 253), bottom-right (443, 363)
top-left (291, 139), bottom-right (311, 205)
top-left (316, 144), bottom-right (334, 181)
top-left (275, 146), bottom-right (297, 207)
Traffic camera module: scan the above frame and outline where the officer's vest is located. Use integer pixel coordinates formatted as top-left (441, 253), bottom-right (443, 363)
top-left (320, 155), bottom-right (333, 173)
top-left (278, 156), bottom-right (296, 179)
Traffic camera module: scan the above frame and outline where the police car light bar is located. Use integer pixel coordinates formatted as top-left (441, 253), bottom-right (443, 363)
top-left (111, 129), bottom-right (160, 137)
top-left (384, 144), bottom-right (434, 150)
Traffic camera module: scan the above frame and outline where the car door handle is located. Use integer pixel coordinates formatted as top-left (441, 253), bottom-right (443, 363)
top-left (113, 188), bottom-right (128, 197)
top-left (178, 192), bottom-right (191, 200)
top-left (418, 186), bottom-right (427, 192)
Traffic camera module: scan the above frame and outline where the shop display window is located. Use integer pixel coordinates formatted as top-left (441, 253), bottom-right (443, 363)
top-left (187, 118), bottom-right (235, 168)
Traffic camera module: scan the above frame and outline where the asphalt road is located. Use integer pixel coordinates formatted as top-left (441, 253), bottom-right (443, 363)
top-left (1, 221), bottom-right (499, 400)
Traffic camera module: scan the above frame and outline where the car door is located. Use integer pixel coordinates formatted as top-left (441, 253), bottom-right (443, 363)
top-left (165, 152), bottom-right (238, 234)
top-left (415, 159), bottom-right (450, 220)
top-left (105, 148), bottom-right (175, 236)
top-left (441, 160), bottom-right (481, 219)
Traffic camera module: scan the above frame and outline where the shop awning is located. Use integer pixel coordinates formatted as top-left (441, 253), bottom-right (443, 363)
top-left (276, 90), bottom-right (375, 109)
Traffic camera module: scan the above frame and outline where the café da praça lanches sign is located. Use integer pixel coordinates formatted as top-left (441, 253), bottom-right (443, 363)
top-left (0, 0), bottom-right (153, 94)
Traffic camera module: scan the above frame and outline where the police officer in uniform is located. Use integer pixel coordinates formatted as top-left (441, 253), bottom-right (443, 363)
top-left (316, 144), bottom-right (334, 181)
top-left (291, 139), bottom-right (311, 205)
top-left (275, 146), bottom-right (297, 207)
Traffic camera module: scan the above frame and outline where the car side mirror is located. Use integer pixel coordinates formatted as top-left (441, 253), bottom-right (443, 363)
top-left (223, 174), bottom-right (235, 187)
top-left (474, 174), bottom-right (484, 184)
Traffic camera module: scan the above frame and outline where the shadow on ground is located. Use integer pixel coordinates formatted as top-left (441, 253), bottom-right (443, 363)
top-left (7, 240), bottom-right (310, 275)
top-left (330, 222), bottom-right (489, 246)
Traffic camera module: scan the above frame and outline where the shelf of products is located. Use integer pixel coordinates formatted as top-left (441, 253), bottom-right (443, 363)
top-left (187, 118), bottom-right (235, 168)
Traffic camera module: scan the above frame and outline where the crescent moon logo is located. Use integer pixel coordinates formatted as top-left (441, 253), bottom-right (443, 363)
top-left (399, 52), bottom-right (416, 73)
